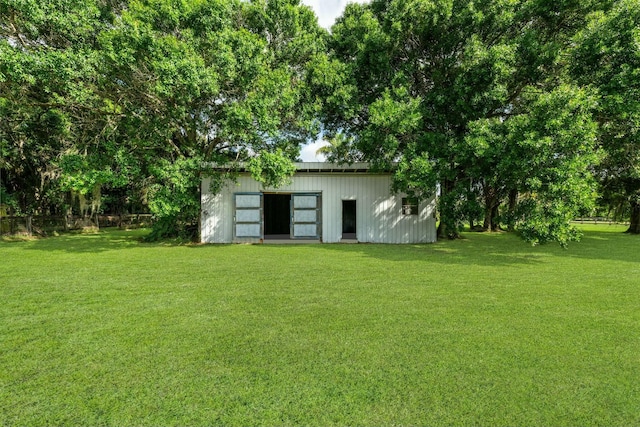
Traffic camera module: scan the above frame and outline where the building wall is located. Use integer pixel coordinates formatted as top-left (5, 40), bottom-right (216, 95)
top-left (201, 172), bottom-right (437, 244)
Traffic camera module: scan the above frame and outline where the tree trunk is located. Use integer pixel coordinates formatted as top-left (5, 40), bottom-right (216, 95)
top-left (483, 209), bottom-right (492, 231)
top-left (90, 185), bottom-right (101, 230)
top-left (627, 200), bottom-right (640, 234)
top-left (26, 215), bottom-right (32, 236)
top-left (437, 179), bottom-right (459, 239)
top-left (507, 189), bottom-right (518, 231)
top-left (491, 204), bottom-right (500, 231)
top-left (437, 221), bottom-right (453, 239)
top-left (483, 204), bottom-right (500, 231)
top-left (483, 185), bottom-right (500, 232)
top-left (198, 179), bottom-right (202, 243)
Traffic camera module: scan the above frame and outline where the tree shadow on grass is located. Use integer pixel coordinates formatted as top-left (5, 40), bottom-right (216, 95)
top-left (4, 228), bottom-right (154, 254)
top-left (304, 234), bottom-right (546, 267)
top-left (559, 229), bottom-right (639, 263)
top-left (306, 229), bottom-right (638, 267)
top-left (9, 226), bottom-right (636, 265)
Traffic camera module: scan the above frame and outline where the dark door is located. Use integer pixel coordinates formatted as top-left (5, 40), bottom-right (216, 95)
top-left (264, 193), bottom-right (291, 239)
top-left (342, 200), bottom-right (356, 240)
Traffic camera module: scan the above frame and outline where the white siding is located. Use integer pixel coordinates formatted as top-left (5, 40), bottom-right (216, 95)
top-left (201, 172), bottom-right (436, 244)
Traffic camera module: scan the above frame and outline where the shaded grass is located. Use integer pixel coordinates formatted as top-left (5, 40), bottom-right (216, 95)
top-left (1, 226), bottom-right (639, 426)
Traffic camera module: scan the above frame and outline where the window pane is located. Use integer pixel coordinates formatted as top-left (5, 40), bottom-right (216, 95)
top-left (402, 198), bottom-right (419, 215)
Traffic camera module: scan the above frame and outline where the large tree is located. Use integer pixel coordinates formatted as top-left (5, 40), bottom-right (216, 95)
top-left (1, 0), bottom-right (327, 238)
top-left (323, 0), bottom-right (609, 245)
top-left (94, 0), bottom-right (327, 238)
top-left (0, 0), bottom-right (108, 219)
top-left (570, 0), bottom-right (640, 233)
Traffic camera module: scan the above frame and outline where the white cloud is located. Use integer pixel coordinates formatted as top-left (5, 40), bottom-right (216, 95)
top-left (299, 140), bottom-right (330, 162)
top-left (301, 0), bottom-right (370, 29)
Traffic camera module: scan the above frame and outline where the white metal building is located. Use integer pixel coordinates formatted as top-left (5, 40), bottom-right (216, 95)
top-left (200, 163), bottom-right (437, 244)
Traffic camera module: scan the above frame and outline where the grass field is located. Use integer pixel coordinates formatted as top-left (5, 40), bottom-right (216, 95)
top-left (1, 225), bottom-right (639, 426)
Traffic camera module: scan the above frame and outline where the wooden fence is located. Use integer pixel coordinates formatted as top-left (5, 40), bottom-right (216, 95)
top-left (573, 217), bottom-right (630, 225)
top-left (0, 214), bottom-right (154, 235)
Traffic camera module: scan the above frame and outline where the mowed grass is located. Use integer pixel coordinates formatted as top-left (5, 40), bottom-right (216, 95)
top-left (1, 225), bottom-right (639, 426)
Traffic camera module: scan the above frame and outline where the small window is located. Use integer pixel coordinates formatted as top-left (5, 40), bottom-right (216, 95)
top-left (402, 197), bottom-right (419, 215)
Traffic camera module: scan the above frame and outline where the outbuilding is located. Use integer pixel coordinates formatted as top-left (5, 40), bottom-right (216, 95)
top-left (200, 162), bottom-right (437, 244)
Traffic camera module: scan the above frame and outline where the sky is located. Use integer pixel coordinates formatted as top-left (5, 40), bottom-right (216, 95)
top-left (300, 0), bottom-right (368, 30)
top-left (298, 0), bottom-right (370, 161)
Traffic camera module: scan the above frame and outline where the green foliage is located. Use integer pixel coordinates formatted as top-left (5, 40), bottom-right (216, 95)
top-left (0, 183), bottom-right (18, 213)
top-left (96, 0), bottom-right (326, 237)
top-left (1, 0), bottom-right (327, 237)
top-left (324, 0), bottom-right (610, 245)
top-left (247, 149), bottom-right (297, 188)
top-left (361, 87), bottom-right (423, 168)
top-left (59, 154), bottom-right (116, 195)
top-left (570, 0), bottom-right (640, 232)
top-left (467, 85), bottom-right (600, 245)
top-left (2, 0), bottom-right (637, 243)
top-left (145, 157), bottom-right (202, 241)
top-left (517, 199), bottom-right (584, 246)
top-left (0, 0), bottom-right (107, 215)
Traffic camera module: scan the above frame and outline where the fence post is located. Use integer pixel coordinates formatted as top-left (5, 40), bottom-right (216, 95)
top-left (25, 215), bottom-right (32, 235)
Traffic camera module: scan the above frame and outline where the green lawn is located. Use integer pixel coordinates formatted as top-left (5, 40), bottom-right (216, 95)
top-left (1, 225), bottom-right (638, 426)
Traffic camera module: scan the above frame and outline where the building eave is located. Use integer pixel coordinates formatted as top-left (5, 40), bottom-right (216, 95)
top-left (205, 162), bottom-right (394, 174)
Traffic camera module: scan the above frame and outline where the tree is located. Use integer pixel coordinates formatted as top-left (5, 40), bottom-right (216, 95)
top-left (0, 0), bottom-right (106, 219)
top-left (1, 0), bottom-right (328, 238)
top-left (465, 86), bottom-right (599, 246)
top-left (96, 0), bottom-right (327, 239)
top-left (570, 0), bottom-right (640, 233)
top-left (323, 0), bottom-right (608, 244)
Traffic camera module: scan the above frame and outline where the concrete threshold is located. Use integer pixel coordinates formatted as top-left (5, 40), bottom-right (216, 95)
top-left (262, 239), bottom-right (321, 244)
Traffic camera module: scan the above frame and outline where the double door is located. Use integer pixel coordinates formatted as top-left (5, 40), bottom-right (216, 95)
top-left (234, 193), bottom-right (320, 241)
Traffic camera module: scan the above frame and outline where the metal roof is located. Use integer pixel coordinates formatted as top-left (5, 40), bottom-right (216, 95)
top-left (207, 162), bottom-right (392, 174)
top-left (292, 162), bottom-right (375, 173)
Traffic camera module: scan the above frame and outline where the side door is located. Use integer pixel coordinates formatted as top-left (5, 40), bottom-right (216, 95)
top-left (291, 193), bottom-right (321, 240)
